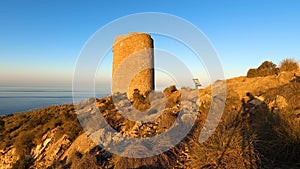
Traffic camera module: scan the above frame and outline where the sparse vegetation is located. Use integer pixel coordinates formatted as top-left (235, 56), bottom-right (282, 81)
top-left (247, 59), bottom-right (299, 78)
top-left (0, 104), bottom-right (82, 157)
top-left (279, 58), bottom-right (299, 72)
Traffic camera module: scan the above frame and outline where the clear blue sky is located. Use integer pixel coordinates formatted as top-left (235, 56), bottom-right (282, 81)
top-left (1, 0), bottom-right (300, 88)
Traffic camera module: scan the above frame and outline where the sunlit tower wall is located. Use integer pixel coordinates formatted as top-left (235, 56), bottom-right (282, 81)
top-left (112, 32), bottom-right (154, 99)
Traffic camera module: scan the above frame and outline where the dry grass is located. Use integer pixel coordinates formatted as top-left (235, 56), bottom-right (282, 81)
top-left (191, 91), bottom-right (260, 169)
top-left (280, 58), bottom-right (299, 72)
top-left (191, 82), bottom-right (300, 168)
top-left (252, 106), bottom-right (300, 167)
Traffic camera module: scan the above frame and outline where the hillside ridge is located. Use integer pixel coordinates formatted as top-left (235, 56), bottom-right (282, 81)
top-left (0, 68), bottom-right (300, 169)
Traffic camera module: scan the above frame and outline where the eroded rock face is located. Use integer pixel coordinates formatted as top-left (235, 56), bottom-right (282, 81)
top-left (225, 70), bottom-right (298, 99)
top-left (0, 127), bottom-right (96, 169)
top-left (33, 134), bottom-right (71, 168)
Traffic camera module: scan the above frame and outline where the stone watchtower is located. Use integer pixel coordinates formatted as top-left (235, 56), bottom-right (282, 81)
top-left (112, 32), bottom-right (154, 99)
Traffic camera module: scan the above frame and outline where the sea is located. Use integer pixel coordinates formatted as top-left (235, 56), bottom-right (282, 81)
top-left (0, 86), bottom-right (110, 116)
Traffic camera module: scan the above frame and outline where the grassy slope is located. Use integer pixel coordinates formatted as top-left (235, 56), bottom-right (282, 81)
top-left (190, 81), bottom-right (300, 169)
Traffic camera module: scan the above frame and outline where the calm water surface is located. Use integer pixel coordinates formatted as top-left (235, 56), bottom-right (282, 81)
top-left (0, 86), bottom-right (109, 115)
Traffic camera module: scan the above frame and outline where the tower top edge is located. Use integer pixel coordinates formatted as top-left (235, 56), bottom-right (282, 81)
top-left (114, 32), bottom-right (152, 44)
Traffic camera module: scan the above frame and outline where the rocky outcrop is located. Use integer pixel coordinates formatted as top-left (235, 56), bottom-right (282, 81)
top-left (0, 127), bottom-right (94, 169)
top-left (220, 69), bottom-right (300, 99)
top-left (32, 134), bottom-right (71, 168)
top-left (268, 95), bottom-right (288, 110)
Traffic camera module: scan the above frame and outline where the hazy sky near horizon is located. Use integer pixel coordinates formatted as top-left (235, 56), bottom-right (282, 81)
top-left (1, 0), bottom-right (300, 88)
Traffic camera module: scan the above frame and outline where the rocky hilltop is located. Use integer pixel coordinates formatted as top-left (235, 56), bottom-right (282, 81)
top-left (1, 63), bottom-right (300, 169)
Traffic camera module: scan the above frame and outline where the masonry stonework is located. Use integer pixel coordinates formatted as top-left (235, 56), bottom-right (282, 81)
top-left (112, 32), bottom-right (154, 99)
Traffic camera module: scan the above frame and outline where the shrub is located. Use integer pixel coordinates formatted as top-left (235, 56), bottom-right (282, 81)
top-left (14, 131), bottom-right (34, 156)
top-left (12, 155), bottom-right (34, 169)
top-left (71, 153), bottom-right (98, 169)
top-left (246, 68), bottom-right (259, 78)
top-left (66, 122), bottom-right (82, 141)
top-left (163, 85), bottom-right (181, 108)
top-left (98, 97), bottom-right (114, 112)
top-left (0, 118), bottom-right (4, 133)
top-left (279, 58), bottom-right (299, 72)
top-left (258, 61), bottom-right (277, 70)
top-left (247, 61), bottom-right (279, 78)
top-left (132, 89), bottom-right (150, 111)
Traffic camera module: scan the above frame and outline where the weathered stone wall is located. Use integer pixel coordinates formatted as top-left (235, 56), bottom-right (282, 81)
top-left (112, 32), bottom-right (154, 99)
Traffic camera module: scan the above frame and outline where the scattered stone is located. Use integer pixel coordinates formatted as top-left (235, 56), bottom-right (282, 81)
top-left (269, 95), bottom-right (288, 110)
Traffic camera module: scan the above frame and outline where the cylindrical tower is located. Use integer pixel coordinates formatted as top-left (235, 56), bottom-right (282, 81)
top-left (112, 32), bottom-right (154, 99)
